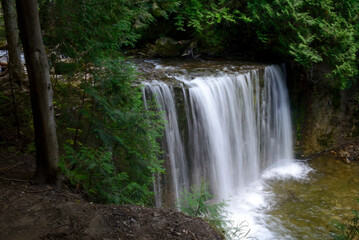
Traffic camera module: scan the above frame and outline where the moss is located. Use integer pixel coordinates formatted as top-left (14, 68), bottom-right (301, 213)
top-left (331, 89), bottom-right (341, 110)
top-left (296, 122), bottom-right (301, 141)
top-left (317, 132), bottom-right (334, 148)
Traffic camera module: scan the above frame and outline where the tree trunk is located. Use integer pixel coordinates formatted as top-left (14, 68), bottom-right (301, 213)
top-left (16, 0), bottom-right (59, 183)
top-left (1, 0), bottom-right (24, 88)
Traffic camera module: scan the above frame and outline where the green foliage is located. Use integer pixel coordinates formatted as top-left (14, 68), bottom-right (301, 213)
top-left (54, 62), bottom-right (79, 75)
top-left (173, 0), bottom-right (240, 53)
top-left (177, 181), bottom-right (251, 239)
top-left (39, 0), bottom-right (166, 205)
top-left (332, 201), bottom-right (359, 240)
top-left (45, 0), bottom-right (154, 60)
top-left (41, 0), bottom-right (181, 60)
top-left (60, 145), bottom-right (153, 204)
top-left (85, 58), bottom-right (165, 180)
top-left (54, 58), bottom-right (164, 205)
top-left (152, 0), bottom-right (359, 87)
top-left (40, 0), bottom-right (359, 89)
top-left (151, 0), bottom-right (181, 19)
top-left (246, 0), bottom-right (359, 89)
top-left (0, 83), bottom-right (33, 148)
top-left (0, 5), bottom-right (6, 43)
top-left (175, 0), bottom-right (237, 31)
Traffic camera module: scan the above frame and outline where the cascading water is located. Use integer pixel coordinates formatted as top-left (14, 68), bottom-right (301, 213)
top-left (181, 65), bottom-right (294, 200)
top-left (143, 63), bottom-right (293, 200)
top-left (142, 81), bottom-right (189, 207)
top-left (142, 61), bottom-right (308, 238)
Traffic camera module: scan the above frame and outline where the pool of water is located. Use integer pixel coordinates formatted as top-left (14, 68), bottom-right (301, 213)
top-left (227, 155), bottom-right (359, 239)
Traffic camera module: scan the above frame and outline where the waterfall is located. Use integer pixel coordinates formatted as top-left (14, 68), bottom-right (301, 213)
top-left (143, 81), bottom-right (189, 206)
top-left (143, 64), bottom-right (293, 206)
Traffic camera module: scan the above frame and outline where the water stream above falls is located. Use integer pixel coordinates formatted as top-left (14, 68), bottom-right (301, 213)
top-left (138, 59), bottom-right (359, 239)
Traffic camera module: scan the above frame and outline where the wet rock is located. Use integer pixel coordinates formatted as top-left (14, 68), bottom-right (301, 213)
top-left (153, 37), bottom-right (180, 57)
top-left (335, 142), bottom-right (359, 163)
top-left (339, 150), bottom-right (350, 158)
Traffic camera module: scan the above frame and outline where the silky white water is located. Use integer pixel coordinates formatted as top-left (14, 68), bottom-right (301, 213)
top-left (143, 80), bottom-right (189, 207)
top-left (227, 160), bottom-right (312, 239)
top-left (142, 61), bottom-right (310, 238)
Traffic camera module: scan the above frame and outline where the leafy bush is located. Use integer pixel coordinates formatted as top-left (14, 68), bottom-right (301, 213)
top-left (244, 0), bottom-right (359, 89)
top-left (60, 145), bottom-right (154, 204)
top-left (56, 58), bottom-right (164, 206)
top-left (177, 181), bottom-right (251, 239)
top-left (156, 0), bottom-right (359, 88)
top-left (0, 81), bottom-right (33, 148)
top-left (85, 58), bottom-right (165, 182)
top-left (40, 0), bottom-right (167, 206)
top-left (174, 0), bottom-right (239, 53)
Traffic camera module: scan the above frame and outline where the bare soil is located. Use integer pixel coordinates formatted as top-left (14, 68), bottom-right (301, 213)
top-left (0, 151), bottom-right (223, 240)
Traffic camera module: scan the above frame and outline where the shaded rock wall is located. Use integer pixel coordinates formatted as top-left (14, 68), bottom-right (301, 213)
top-left (288, 64), bottom-right (359, 156)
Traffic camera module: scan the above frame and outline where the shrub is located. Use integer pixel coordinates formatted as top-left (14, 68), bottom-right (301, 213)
top-left (177, 181), bottom-right (251, 239)
top-left (60, 145), bottom-right (154, 205)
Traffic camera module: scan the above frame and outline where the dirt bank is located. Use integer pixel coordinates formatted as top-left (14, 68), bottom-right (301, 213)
top-left (0, 152), bottom-right (223, 240)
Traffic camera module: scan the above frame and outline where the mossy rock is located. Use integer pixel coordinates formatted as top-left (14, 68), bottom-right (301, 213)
top-left (317, 132), bottom-right (334, 148)
top-left (153, 37), bottom-right (180, 57)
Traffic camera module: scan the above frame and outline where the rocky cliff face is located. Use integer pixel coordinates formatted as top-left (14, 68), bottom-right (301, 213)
top-left (288, 64), bottom-right (359, 157)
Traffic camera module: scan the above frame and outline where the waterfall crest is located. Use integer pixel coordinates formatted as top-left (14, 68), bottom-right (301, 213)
top-left (143, 64), bottom-right (293, 206)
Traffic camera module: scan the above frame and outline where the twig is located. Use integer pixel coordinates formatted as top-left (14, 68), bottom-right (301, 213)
top-left (25, 187), bottom-right (53, 193)
top-left (0, 203), bottom-right (9, 208)
top-left (0, 177), bottom-right (27, 182)
top-left (1, 152), bottom-right (18, 160)
top-left (61, 192), bottom-right (82, 198)
top-left (0, 162), bottom-right (23, 171)
top-left (189, 230), bottom-right (198, 240)
top-left (55, 223), bottom-right (68, 229)
top-left (174, 219), bottom-right (193, 226)
top-left (0, 193), bottom-right (8, 199)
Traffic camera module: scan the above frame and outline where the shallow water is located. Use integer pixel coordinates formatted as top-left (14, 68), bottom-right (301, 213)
top-left (228, 155), bottom-right (359, 240)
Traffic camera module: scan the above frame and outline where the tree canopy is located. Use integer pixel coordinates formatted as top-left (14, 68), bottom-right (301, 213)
top-left (36, 0), bottom-right (358, 88)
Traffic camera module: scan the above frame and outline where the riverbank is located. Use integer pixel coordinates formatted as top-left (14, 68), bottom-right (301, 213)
top-left (0, 151), bottom-right (223, 240)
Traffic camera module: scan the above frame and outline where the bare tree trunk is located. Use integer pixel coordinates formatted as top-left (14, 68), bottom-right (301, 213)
top-left (16, 0), bottom-right (59, 183)
top-left (1, 0), bottom-right (24, 89)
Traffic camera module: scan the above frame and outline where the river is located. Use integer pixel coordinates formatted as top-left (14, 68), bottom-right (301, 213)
top-left (227, 154), bottom-right (359, 239)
